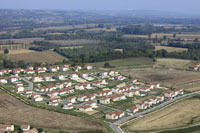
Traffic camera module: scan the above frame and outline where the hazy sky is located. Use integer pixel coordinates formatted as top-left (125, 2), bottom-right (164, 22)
top-left (0, 0), bottom-right (199, 14)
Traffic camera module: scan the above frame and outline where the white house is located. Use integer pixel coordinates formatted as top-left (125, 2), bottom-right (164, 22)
top-left (21, 125), bottom-right (31, 131)
top-left (69, 73), bottom-right (79, 79)
top-left (75, 84), bottom-right (85, 90)
top-left (15, 86), bottom-right (25, 93)
top-left (79, 105), bottom-right (93, 112)
top-left (67, 96), bottom-right (76, 103)
top-left (49, 65), bottom-right (58, 72)
top-left (43, 75), bottom-right (52, 81)
top-left (84, 64), bottom-right (93, 70)
top-left (0, 78), bottom-right (7, 84)
top-left (99, 71), bottom-right (108, 78)
top-left (127, 106), bottom-right (139, 113)
top-left (63, 102), bottom-right (73, 109)
top-left (106, 111), bottom-right (124, 120)
top-left (55, 74), bottom-right (65, 80)
top-left (32, 76), bottom-right (43, 82)
top-left (99, 97), bottom-right (111, 104)
top-left (86, 101), bottom-right (98, 108)
top-left (0, 124), bottom-right (14, 132)
top-left (31, 94), bottom-right (43, 102)
top-left (8, 76), bottom-right (18, 82)
top-left (60, 64), bottom-right (69, 71)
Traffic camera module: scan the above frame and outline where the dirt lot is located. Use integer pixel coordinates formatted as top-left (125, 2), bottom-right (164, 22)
top-left (0, 94), bottom-right (105, 132)
top-left (121, 68), bottom-right (200, 91)
top-left (126, 96), bottom-right (200, 132)
top-left (10, 50), bottom-right (67, 64)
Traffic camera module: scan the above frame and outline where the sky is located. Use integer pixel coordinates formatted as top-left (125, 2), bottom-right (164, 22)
top-left (0, 0), bottom-right (199, 14)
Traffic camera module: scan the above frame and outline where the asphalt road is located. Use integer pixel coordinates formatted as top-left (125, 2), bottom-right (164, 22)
top-left (110, 91), bottom-right (200, 133)
top-left (21, 77), bottom-right (34, 90)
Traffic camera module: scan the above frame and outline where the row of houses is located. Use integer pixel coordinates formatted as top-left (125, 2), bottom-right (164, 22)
top-left (0, 76), bottom-right (19, 83)
top-left (0, 64), bottom-right (93, 76)
top-left (190, 62), bottom-right (200, 71)
top-left (0, 124), bottom-right (38, 133)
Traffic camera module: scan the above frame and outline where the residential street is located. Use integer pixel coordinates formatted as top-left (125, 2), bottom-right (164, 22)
top-left (110, 91), bottom-right (200, 133)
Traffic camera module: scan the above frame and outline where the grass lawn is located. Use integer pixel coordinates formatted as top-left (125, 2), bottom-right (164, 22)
top-left (91, 58), bottom-right (154, 67)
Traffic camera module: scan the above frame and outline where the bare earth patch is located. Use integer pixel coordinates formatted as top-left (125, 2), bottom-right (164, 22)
top-left (126, 97), bottom-right (200, 132)
top-left (0, 94), bottom-right (105, 132)
top-left (121, 68), bottom-right (200, 91)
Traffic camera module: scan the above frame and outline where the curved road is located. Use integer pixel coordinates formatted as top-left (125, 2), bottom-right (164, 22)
top-left (110, 91), bottom-right (200, 133)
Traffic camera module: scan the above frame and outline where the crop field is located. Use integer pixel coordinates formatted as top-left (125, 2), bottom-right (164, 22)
top-left (0, 94), bottom-right (105, 132)
top-left (124, 33), bottom-right (200, 40)
top-left (155, 58), bottom-right (194, 70)
top-left (121, 68), bottom-right (200, 91)
top-left (47, 39), bottom-right (101, 45)
top-left (33, 24), bottom-right (97, 32)
top-left (10, 50), bottom-right (67, 64)
top-left (85, 28), bottom-right (116, 32)
top-left (125, 95), bottom-right (200, 132)
top-left (155, 46), bottom-right (188, 53)
top-left (92, 58), bottom-right (154, 67)
top-left (0, 38), bottom-right (44, 44)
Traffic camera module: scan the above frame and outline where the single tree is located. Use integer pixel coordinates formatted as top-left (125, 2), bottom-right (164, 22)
top-left (4, 49), bottom-right (9, 54)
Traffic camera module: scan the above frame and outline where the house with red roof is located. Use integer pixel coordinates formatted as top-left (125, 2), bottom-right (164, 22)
top-left (0, 78), bottom-right (7, 84)
top-left (63, 102), bottom-right (73, 109)
top-left (0, 124), bottom-right (14, 132)
top-left (127, 106), bottom-right (139, 113)
top-left (99, 97), bottom-right (111, 104)
top-left (86, 101), bottom-right (98, 108)
top-left (79, 105), bottom-right (93, 112)
top-left (60, 64), bottom-right (69, 71)
top-left (106, 111), bottom-right (125, 120)
top-left (49, 65), bottom-right (58, 72)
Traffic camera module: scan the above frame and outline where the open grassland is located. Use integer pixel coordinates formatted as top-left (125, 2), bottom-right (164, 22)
top-left (155, 58), bottom-right (194, 70)
top-left (10, 50), bottom-right (67, 64)
top-left (0, 94), bottom-right (105, 132)
top-left (92, 58), bottom-right (154, 67)
top-left (125, 96), bottom-right (200, 132)
top-left (33, 24), bottom-right (97, 32)
top-left (47, 39), bottom-right (101, 45)
top-left (0, 38), bottom-right (44, 44)
top-left (155, 46), bottom-right (188, 53)
top-left (121, 68), bottom-right (200, 91)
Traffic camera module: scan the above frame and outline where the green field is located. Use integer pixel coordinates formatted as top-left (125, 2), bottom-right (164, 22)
top-left (92, 58), bottom-right (154, 67)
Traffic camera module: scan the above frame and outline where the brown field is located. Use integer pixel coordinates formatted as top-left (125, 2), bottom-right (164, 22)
top-left (126, 96), bottom-right (200, 132)
top-left (10, 50), bottom-right (67, 64)
top-left (0, 38), bottom-right (44, 44)
top-left (47, 39), bottom-right (101, 45)
top-left (0, 49), bottom-right (36, 55)
top-left (155, 58), bottom-right (193, 69)
top-left (33, 24), bottom-right (97, 32)
top-left (0, 94), bottom-right (105, 132)
top-left (155, 46), bottom-right (188, 52)
top-left (121, 68), bottom-right (200, 91)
